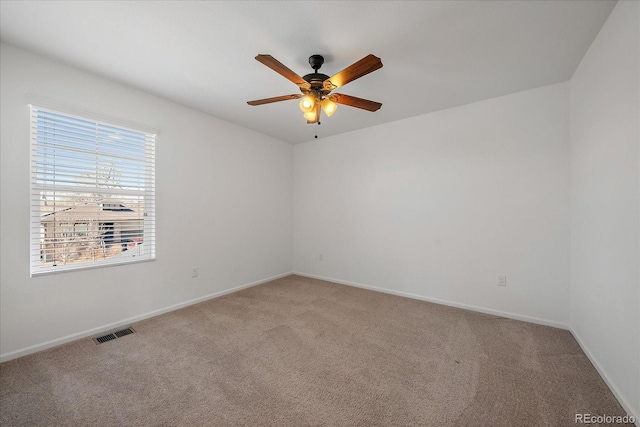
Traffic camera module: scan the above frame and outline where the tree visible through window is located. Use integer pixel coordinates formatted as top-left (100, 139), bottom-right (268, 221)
top-left (30, 106), bottom-right (156, 275)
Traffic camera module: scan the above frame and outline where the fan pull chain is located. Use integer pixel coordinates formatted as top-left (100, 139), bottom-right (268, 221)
top-left (315, 121), bottom-right (320, 139)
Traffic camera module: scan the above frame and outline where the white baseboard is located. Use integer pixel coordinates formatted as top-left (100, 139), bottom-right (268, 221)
top-left (0, 271), bottom-right (293, 363)
top-left (293, 271), bottom-right (569, 330)
top-left (570, 329), bottom-right (639, 427)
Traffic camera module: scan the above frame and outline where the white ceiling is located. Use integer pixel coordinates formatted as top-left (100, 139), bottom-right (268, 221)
top-left (0, 1), bottom-right (615, 144)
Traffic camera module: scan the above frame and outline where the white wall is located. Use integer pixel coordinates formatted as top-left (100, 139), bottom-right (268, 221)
top-left (293, 82), bottom-right (571, 327)
top-left (0, 43), bottom-right (293, 360)
top-left (570, 0), bottom-right (640, 419)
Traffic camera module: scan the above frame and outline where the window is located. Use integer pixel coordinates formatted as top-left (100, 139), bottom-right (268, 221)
top-left (30, 106), bottom-right (156, 275)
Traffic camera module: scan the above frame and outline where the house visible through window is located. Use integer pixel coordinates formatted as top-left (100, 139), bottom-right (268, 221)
top-left (30, 106), bottom-right (156, 275)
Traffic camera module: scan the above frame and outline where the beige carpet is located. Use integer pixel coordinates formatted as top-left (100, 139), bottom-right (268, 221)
top-left (0, 275), bottom-right (631, 426)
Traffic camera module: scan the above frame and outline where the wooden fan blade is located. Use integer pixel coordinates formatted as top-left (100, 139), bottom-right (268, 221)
top-left (247, 94), bottom-right (303, 106)
top-left (255, 55), bottom-right (311, 90)
top-left (329, 93), bottom-right (382, 112)
top-left (323, 54), bottom-right (383, 91)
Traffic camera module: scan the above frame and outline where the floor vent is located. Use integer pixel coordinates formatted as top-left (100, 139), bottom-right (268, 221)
top-left (114, 328), bottom-right (134, 338)
top-left (93, 327), bottom-right (135, 345)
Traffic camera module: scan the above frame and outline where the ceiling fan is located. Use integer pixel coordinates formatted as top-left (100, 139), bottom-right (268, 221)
top-left (247, 54), bottom-right (383, 124)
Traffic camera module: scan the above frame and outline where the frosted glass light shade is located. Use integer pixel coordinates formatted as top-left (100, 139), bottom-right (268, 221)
top-left (299, 95), bottom-right (315, 113)
top-left (303, 110), bottom-right (317, 121)
top-left (321, 98), bottom-right (338, 117)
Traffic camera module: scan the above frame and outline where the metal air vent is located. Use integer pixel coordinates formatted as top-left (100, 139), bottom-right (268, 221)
top-left (93, 327), bottom-right (135, 345)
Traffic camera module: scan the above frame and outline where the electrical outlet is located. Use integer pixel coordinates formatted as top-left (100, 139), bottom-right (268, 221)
top-left (497, 274), bottom-right (507, 287)
top-left (319, 253), bottom-right (324, 261)
top-left (192, 266), bottom-right (199, 278)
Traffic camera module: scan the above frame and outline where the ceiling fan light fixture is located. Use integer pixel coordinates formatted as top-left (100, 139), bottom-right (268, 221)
top-left (303, 110), bottom-right (317, 122)
top-left (299, 94), bottom-right (315, 113)
top-left (248, 53), bottom-right (383, 124)
top-left (321, 98), bottom-right (338, 117)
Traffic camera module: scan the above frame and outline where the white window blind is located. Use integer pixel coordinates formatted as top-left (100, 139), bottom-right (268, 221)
top-left (30, 106), bottom-right (156, 275)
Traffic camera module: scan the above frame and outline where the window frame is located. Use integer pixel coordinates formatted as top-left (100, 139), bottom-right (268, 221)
top-left (29, 105), bottom-right (157, 276)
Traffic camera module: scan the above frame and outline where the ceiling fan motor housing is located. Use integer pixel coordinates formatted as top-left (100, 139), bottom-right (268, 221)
top-left (303, 55), bottom-right (330, 92)
top-left (302, 73), bottom-right (330, 90)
